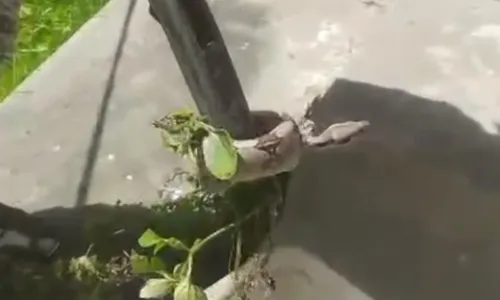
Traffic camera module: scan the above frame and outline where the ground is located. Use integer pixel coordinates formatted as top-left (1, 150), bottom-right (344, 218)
top-left (0, 0), bottom-right (108, 100)
top-left (1, 0), bottom-right (500, 299)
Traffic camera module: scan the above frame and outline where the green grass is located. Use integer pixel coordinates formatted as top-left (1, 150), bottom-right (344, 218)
top-left (0, 0), bottom-right (109, 101)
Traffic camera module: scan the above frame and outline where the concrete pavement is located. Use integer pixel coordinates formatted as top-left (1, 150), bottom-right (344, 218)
top-left (2, 0), bottom-right (500, 299)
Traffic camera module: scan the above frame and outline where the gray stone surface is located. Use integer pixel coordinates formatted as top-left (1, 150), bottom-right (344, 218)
top-left (240, 1), bottom-right (500, 299)
top-left (0, 0), bottom-right (192, 211)
top-left (2, 0), bottom-right (500, 299)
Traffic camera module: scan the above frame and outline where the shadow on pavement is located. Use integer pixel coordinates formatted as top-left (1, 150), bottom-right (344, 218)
top-left (0, 172), bottom-right (285, 299)
top-left (75, 0), bottom-right (138, 207)
top-left (210, 0), bottom-right (274, 92)
top-left (273, 78), bottom-right (500, 300)
top-left (0, 201), bottom-right (236, 299)
top-left (4, 78), bottom-right (500, 300)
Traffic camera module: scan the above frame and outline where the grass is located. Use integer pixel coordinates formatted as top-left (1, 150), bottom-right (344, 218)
top-left (0, 0), bottom-right (109, 101)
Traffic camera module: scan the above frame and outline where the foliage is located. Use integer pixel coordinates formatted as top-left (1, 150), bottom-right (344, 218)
top-left (153, 110), bottom-right (239, 181)
top-left (134, 196), bottom-right (265, 300)
top-left (133, 110), bottom-right (284, 299)
top-left (0, 0), bottom-right (109, 101)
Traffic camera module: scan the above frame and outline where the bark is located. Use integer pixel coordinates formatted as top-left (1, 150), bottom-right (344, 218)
top-left (0, 0), bottom-right (21, 64)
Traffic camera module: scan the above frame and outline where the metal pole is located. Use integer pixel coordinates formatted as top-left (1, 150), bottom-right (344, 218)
top-left (148, 0), bottom-right (255, 139)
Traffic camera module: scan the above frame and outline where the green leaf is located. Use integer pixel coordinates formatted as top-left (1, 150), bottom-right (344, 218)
top-left (161, 130), bottom-right (192, 150)
top-left (174, 279), bottom-right (208, 300)
top-left (153, 238), bottom-right (189, 255)
top-left (163, 238), bottom-right (189, 251)
top-left (151, 257), bottom-right (167, 272)
top-left (131, 251), bottom-right (166, 274)
top-left (138, 229), bottom-right (163, 248)
top-left (131, 251), bottom-right (150, 274)
top-left (153, 241), bottom-right (168, 255)
top-left (202, 130), bottom-right (238, 180)
top-left (173, 262), bottom-right (188, 279)
top-left (20, 5), bottom-right (33, 17)
top-left (139, 278), bottom-right (176, 299)
top-left (139, 229), bottom-right (188, 253)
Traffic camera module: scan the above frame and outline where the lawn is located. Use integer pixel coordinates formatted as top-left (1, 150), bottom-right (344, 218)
top-left (0, 0), bottom-right (109, 101)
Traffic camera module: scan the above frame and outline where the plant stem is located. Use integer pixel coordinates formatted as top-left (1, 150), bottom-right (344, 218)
top-left (189, 204), bottom-right (263, 256)
top-left (186, 255), bottom-right (194, 279)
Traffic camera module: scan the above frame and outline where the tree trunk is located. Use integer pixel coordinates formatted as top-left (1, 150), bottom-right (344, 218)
top-left (0, 0), bottom-right (21, 65)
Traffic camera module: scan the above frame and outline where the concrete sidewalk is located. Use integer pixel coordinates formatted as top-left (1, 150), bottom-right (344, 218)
top-left (0, 0), bottom-right (191, 211)
top-left (1, 0), bottom-right (500, 299)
